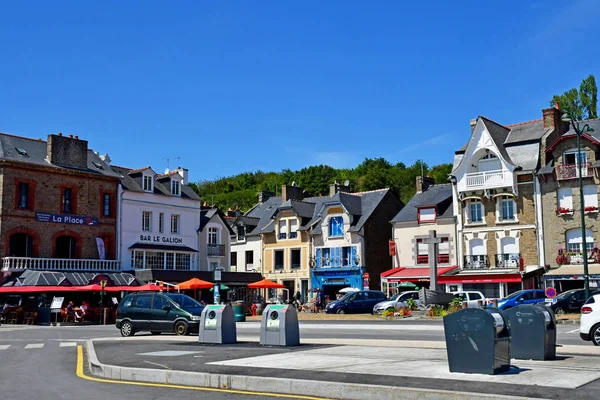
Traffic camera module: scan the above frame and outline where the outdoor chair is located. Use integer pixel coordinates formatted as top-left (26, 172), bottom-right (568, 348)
top-left (7, 312), bottom-right (17, 324)
top-left (24, 312), bottom-right (37, 325)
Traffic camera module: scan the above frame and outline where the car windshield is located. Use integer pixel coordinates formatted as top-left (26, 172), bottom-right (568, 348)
top-left (503, 290), bottom-right (524, 300)
top-left (389, 293), bottom-right (402, 301)
top-left (165, 294), bottom-right (202, 309)
top-left (555, 290), bottom-right (577, 300)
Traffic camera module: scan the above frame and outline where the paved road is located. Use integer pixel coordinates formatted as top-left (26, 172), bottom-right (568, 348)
top-left (0, 326), bottom-right (302, 400)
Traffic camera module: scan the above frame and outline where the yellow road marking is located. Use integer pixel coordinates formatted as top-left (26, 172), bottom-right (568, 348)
top-left (76, 346), bottom-right (330, 399)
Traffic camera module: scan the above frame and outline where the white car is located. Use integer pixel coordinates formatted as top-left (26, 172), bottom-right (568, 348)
top-left (372, 291), bottom-right (421, 314)
top-left (580, 293), bottom-right (600, 345)
top-left (451, 291), bottom-right (487, 308)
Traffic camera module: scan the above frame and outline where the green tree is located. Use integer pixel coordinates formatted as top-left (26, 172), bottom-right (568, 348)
top-left (551, 74), bottom-right (598, 120)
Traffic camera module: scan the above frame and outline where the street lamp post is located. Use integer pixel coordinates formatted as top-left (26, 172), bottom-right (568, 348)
top-left (561, 112), bottom-right (595, 300)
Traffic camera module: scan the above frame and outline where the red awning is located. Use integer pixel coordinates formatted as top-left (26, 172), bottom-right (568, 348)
top-left (383, 266), bottom-right (459, 282)
top-left (438, 273), bottom-right (522, 284)
top-left (0, 283), bottom-right (160, 293)
top-left (248, 279), bottom-right (285, 289)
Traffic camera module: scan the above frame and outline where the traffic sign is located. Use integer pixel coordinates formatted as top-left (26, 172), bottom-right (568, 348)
top-left (362, 272), bottom-right (369, 279)
top-left (545, 287), bottom-right (557, 299)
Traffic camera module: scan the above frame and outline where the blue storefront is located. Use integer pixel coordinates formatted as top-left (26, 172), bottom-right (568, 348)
top-left (310, 246), bottom-right (365, 300)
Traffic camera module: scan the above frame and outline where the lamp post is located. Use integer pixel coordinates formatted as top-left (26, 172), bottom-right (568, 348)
top-left (561, 112), bottom-right (595, 300)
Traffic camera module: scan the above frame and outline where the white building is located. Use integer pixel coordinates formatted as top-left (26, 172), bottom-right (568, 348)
top-left (113, 166), bottom-right (201, 271)
top-left (198, 206), bottom-right (234, 271)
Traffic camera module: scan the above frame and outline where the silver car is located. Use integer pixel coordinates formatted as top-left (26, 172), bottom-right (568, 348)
top-left (372, 291), bottom-right (421, 314)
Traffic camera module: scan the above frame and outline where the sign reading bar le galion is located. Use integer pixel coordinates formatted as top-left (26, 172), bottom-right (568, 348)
top-left (35, 212), bottom-right (99, 226)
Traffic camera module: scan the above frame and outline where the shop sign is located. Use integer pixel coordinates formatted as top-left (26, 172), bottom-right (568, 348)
top-left (139, 235), bottom-right (183, 244)
top-left (35, 212), bottom-right (99, 226)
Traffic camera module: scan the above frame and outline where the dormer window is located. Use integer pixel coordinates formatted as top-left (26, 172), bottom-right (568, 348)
top-left (171, 180), bottom-right (181, 196)
top-left (329, 216), bottom-right (344, 237)
top-left (143, 175), bottom-right (153, 192)
top-left (418, 207), bottom-right (436, 224)
top-left (480, 153), bottom-right (498, 160)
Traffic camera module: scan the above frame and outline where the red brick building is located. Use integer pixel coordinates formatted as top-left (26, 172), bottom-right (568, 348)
top-left (0, 133), bottom-right (121, 274)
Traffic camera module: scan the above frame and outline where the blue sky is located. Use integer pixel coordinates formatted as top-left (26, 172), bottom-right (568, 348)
top-left (1, 1), bottom-right (599, 182)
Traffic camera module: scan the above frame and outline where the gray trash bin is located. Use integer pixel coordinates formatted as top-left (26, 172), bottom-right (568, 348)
top-left (443, 307), bottom-right (511, 374)
top-left (198, 304), bottom-right (237, 344)
top-left (260, 304), bottom-right (300, 346)
top-left (504, 304), bottom-right (556, 360)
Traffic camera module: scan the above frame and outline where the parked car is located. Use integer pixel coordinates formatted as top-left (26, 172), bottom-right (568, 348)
top-left (451, 291), bottom-right (487, 307)
top-left (372, 291), bottom-right (421, 314)
top-left (496, 289), bottom-right (546, 310)
top-left (115, 292), bottom-right (204, 337)
top-left (546, 289), bottom-right (600, 314)
top-left (326, 290), bottom-right (386, 314)
top-left (580, 294), bottom-right (600, 345)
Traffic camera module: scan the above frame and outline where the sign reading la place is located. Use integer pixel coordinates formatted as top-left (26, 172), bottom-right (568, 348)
top-left (35, 212), bottom-right (99, 226)
top-left (139, 235), bottom-right (183, 244)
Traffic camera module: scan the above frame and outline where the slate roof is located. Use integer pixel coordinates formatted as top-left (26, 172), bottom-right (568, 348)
top-left (0, 133), bottom-right (121, 177)
top-left (561, 119), bottom-right (600, 141)
top-left (111, 165), bottom-right (200, 200)
top-left (480, 117), bottom-right (514, 166)
top-left (505, 119), bottom-right (547, 144)
top-left (199, 207), bottom-right (235, 235)
top-left (244, 196), bottom-right (283, 237)
top-left (391, 184), bottom-right (453, 223)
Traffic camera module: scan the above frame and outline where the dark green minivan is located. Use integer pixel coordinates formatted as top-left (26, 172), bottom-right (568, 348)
top-left (115, 293), bottom-right (204, 337)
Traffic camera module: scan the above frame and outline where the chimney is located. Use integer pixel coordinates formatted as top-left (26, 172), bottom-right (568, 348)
top-left (416, 176), bottom-right (435, 193)
top-left (174, 166), bottom-right (188, 185)
top-left (99, 153), bottom-right (111, 165)
top-left (281, 182), bottom-right (304, 203)
top-left (258, 191), bottom-right (276, 204)
top-left (542, 106), bottom-right (567, 133)
top-left (227, 208), bottom-right (235, 217)
top-left (329, 180), bottom-right (352, 197)
top-left (46, 134), bottom-right (88, 169)
top-left (470, 118), bottom-right (477, 133)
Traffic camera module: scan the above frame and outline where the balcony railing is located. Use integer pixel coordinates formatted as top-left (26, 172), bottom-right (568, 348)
top-left (565, 252), bottom-right (597, 265)
top-left (278, 233), bottom-right (287, 240)
top-left (207, 244), bottom-right (225, 257)
top-left (1, 257), bottom-right (121, 272)
top-left (464, 169), bottom-right (508, 190)
top-left (556, 163), bottom-right (593, 180)
top-left (417, 254), bottom-right (450, 265)
top-left (289, 232), bottom-right (298, 239)
top-left (495, 253), bottom-right (521, 269)
top-left (463, 255), bottom-right (490, 270)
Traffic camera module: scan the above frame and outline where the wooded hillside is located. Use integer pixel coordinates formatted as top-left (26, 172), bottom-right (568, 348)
top-left (190, 158), bottom-right (453, 212)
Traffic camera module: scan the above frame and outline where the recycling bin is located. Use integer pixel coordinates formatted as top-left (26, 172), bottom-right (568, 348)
top-left (260, 304), bottom-right (300, 346)
top-left (443, 307), bottom-right (511, 374)
top-left (198, 304), bottom-right (237, 344)
top-left (233, 301), bottom-right (246, 322)
top-left (505, 304), bottom-right (556, 360)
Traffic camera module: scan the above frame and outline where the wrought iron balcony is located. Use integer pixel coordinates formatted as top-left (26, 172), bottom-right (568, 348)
top-left (1, 257), bottom-right (121, 272)
top-left (556, 163), bottom-right (593, 180)
top-left (495, 253), bottom-right (521, 269)
top-left (289, 232), bottom-right (298, 239)
top-left (463, 255), bottom-right (490, 270)
top-left (278, 233), bottom-right (287, 240)
top-left (565, 252), bottom-right (597, 265)
top-left (207, 244), bottom-right (225, 257)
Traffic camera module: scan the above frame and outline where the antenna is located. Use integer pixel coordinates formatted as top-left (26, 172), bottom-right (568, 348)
top-left (161, 156), bottom-right (181, 172)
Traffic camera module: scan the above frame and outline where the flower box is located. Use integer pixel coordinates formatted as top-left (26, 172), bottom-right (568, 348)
top-left (556, 207), bottom-right (573, 215)
top-left (585, 206), bottom-right (599, 213)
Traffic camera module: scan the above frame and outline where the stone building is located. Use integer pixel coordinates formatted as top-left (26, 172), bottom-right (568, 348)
top-left (537, 108), bottom-right (600, 291)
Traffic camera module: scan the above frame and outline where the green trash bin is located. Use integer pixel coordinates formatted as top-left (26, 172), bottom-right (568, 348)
top-left (233, 301), bottom-right (246, 322)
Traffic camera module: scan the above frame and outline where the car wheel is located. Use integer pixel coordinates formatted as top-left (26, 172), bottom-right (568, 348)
top-left (336, 308), bottom-right (346, 314)
top-left (554, 307), bottom-right (565, 315)
top-left (175, 321), bottom-right (189, 336)
top-left (151, 331), bottom-right (161, 335)
top-left (591, 324), bottom-right (600, 346)
top-left (120, 321), bottom-right (134, 337)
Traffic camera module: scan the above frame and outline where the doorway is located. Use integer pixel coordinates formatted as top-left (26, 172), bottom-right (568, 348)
top-left (9, 233), bottom-right (33, 257)
top-left (323, 284), bottom-right (346, 303)
top-left (55, 236), bottom-right (77, 259)
top-left (282, 280), bottom-right (295, 302)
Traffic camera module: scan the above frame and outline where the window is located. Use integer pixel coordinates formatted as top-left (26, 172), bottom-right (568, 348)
top-left (55, 236), bottom-right (77, 259)
top-left (274, 250), bottom-right (284, 270)
top-left (278, 220), bottom-right (287, 240)
top-left (470, 292), bottom-right (483, 301)
top-left (469, 201), bottom-right (483, 223)
top-left (208, 227), bottom-right (218, 244)
top-left (159, 213), bottom-right (164, 233)
top-left (153, 295), bottom-right (170, 310)
top-left (62, 188), bottom-right (73, 213)
top-left (142, 211), bottom-right (152, 231)
top-left (480, 153), bottom-right (498, 160)
top-left (416, 239), bottom-right (428, 264)
top-left (245, 250), bottom-right (254, 270)
top-left (291, 249), bottom-right (301, 269)
top-left (342, 246), bottom-right (351, 266)
top-left (558, 187), bottom-right (573, 210)
top-left (439, 237), bottom-right (450, 263)
top-left (122, 297), bottom-right (133, 308)
top-left (103, 193), bottom-right (111, 217)
top-left (209, 262), bottom-right (219, 271)
top-left (18, 182), bottom-right (29, 209)
top-left (175, 253), bottom-right (191, 271)
top-left (9, 233), bottom-right (34, 257)
top-left (418, 207), bottom-right (436, 224)
top-left (566, 228), bottom-right (594, 254)
top-left (171, 214), bottom-right (180, 234)
top-left (143, 175), bottom-right (153, 192)
top-left (134, 295), bottom-right (152, 309)
top-left (165, 253), bottom-right (174, 270)
top-left (171, 180), bottom-right (181, 196)
top-left (146, 251), bottom-right (165, 269)
top-left (499, 196), bottom-right (516, 221)
top-left (584, 185), bottom-right (598, 209)
top-left (237, 226), bottom-right (245, 241)
top-left (289, 219), bottom-right (298, 239)
top-left (329, 216), bottom-right (344, 237)
top-left (231, 252), bottom-right (237, 267)
top-left (564, 149), bottom-right (587, 166)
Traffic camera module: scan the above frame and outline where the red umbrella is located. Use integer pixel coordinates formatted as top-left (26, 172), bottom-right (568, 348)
top-left (248, 279), bottom-right (285, 289)
top-left (176, 278), bottom-right (213, 290)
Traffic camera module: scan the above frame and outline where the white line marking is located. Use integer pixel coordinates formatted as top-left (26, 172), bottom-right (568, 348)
top-left (24, 343), bottom-right (44, 349)
top-left (0, 345), bottom-right (10, 350)
top-left (142, 360), bottom-right (172, 370)
top-left (567, 329), bottom-right (580, 333)
top-left (59, 342), bottom-right (77, 347)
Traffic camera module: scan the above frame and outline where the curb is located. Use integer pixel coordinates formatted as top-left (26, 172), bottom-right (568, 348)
top-left (85, 340), bottom-right (547, 400)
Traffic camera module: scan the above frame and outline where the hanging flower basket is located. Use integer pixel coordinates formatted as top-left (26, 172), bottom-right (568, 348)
top-left (585, 206), bottom-right (599, 213)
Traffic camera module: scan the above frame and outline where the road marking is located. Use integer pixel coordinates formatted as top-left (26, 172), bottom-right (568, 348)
top-left (136, 350), bottom-right (203, 357)
top-left (0, 345), bottom-right (10, 350)
top-left (60, 342), bottom-right (77, 347)
top-left (143, 360), bottom-right (172, 370)
top-left (24, 343), bottom-right (44, 349)
top-left (568, 329), bottom-right (580, 333)
top-left (76, 346), bottom-right (330, 400)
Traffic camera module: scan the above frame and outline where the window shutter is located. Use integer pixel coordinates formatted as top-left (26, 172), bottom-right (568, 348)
top-left (558, 188), bottom-right (573, 209)
top-left (583, 185), bottom-right (598, 208)
top-left (290, 219), bottom-right (298, 232)
top-left (417, 239), bottom-right (428, 255)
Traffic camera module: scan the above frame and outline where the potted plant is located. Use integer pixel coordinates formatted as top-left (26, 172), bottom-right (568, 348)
top-left (556, 207), bottom-right (573, 215)
top-left (585, 206), bottom-right (599, 213)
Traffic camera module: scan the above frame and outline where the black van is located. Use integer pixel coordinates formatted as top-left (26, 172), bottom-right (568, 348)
top-left (115, 292), bottom-right (204, 337)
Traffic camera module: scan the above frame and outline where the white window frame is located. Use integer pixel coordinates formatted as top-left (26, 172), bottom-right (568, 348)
top-left (208, 227), bottom-right (219, 245)
top-left (563, 149), bottom-right (587, 166)
top-left (566, 228), bottom-right (594, 255)
top-left (418, 206), bottom-right (436, 224)
top-left (496, 196), bottom-right (518, 223)
top-left (143, 175), bottom-right (153, 192)
top-left (171, 214), bottom-right (180, 234)
top-left (171, 180), bottom-right (181, 196)
top-left (142, 211), bottom-right (152, 232)
top-left (583, 184), bottom-right (599, 211)
top-left (557, 187), bottom-right (574, 212)
top-left (466, 200), bottom-right (485, 225)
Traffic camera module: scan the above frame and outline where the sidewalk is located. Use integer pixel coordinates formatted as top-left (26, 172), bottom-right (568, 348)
top-left (86, 337), bottom-right (600, 400)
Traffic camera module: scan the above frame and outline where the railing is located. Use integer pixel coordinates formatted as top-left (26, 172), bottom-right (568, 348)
top-left (465, 169), bottom-right (507, 189)
top-left (207, 244), bottom-right (225, 257)
top-left (417, 254), bottom-right (450, 265)
top-left (495, 253), bottom-right (521, 269)
top-left (556, 163), bottom-right (593, 180)
top-left (566, 252), bottom-right (597, 265)
top-left (245, 263), bottom-right (254, 271)
top-left (463, 255), bottom-right (490, 270)
top-left (289, 232), bottom-right (298, 239)
top-left (278, 233), bottom-right (287, 240)
top-left (1, 257), bottom-right (121, 272)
